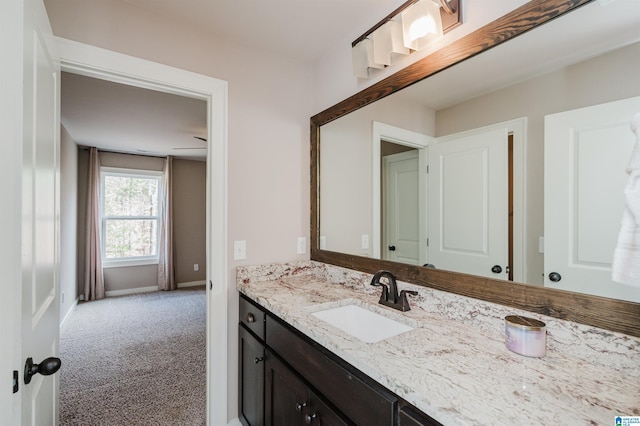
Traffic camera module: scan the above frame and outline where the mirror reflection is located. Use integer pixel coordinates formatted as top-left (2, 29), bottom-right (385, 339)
top-left (319, 0), bottom-right (640, 302)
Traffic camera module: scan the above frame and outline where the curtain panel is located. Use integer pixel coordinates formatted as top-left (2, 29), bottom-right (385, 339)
top-left (84, 147), bottom-right (105, 300)
top-left (158, 156), bottom-right (176, 290)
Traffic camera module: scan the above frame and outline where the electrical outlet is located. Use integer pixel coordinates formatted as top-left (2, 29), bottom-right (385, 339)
top-left (320, 236), bottom-right (327, 250)
top-left (234, 240), bottom-right (247, 260)
top-left (193, 264), bottom-right (199, 271)
top-left (297, 237), bottom-right (307, 254)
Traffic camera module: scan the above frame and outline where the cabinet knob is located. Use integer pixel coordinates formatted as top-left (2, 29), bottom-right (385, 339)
top-left (295, 402), bottom-right (307, 412)
top-left (304, 413), bottom-right (317, 424)
top-left (245, 313), bottom-right (255, 323)
top-left (254, 357), bottom-right (264, 364)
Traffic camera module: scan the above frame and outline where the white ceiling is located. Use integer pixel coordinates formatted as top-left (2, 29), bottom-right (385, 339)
top-left (60, 0), bottom-right (640, 161)
top-left (118, 0), bottom-right (405, 63)
top-left (60, 0), bottom-right (408, 160)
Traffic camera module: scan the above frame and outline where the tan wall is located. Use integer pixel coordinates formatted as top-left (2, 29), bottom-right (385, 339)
top-left (77, 152), bottom-right (206, 292)
top-left (60, 125), bottom-right (78, 324)
top-left (173, 159), bottom-right (206, 284)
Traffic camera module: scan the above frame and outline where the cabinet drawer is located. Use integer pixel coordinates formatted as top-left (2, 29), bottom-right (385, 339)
top-left (266, 315), bottom-right (396, 426)
top-left (240, 295), bottom-right (266, 341)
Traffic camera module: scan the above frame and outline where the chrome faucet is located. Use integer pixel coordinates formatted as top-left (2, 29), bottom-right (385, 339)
top-left (370, 270), bottom-right (417, 312)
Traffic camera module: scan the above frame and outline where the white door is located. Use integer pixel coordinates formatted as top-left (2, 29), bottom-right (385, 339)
top-left (383, 150), bottom-right (420, 264)
top-left (428, 127), bottom-right (509, 278)
top-left (1, 0), bottom-right (61, 423)
top-left (544, 97), bottom-right (640, 302)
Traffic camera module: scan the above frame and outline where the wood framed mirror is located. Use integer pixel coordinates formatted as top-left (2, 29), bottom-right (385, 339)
top-left (310, 0), bottom-right (640, 337)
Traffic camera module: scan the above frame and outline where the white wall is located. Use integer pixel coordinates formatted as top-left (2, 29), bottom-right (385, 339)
top-left (313, 0), bottom-right (530, 112)
top-left (60, 125), bottom-right (78, 324)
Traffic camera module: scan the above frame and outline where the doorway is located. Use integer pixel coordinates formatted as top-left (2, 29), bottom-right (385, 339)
top-left (57, 37), bottom-right (229, 424)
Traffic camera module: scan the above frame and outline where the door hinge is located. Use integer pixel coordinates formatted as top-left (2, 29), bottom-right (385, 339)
top-left (426, 165), bottom-right (430, 174)
top-left (13, 370), bottom-right (18, 393)
top-left (426, 238), bottom-right (429, 247)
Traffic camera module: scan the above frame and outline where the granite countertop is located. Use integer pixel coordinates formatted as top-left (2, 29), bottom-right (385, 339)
top-left (237, 262), bottom-right (640, 426)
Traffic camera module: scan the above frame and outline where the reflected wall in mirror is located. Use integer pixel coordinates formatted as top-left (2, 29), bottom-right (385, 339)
top-left (319, 0), bottom-right (640, 303)
top-left (312, 0), bottom-right (640, 337)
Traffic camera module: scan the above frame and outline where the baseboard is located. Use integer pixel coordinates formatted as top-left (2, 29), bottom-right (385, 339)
top-left (227, 418), bottom-right (242, 426)
top-left (178, 280), bottom-right (206, 288)
top-left (105, 285), bottom-right (158, 297)
top-left (59, 297), bottom-right (79, 329)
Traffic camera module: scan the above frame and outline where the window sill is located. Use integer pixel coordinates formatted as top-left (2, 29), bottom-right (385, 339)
top-left (103, 258), bottom-right (159, 269)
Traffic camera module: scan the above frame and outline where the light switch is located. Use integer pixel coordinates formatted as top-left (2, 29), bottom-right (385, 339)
top-left (194, 264), bottom-right (199, 271)
top-left (539, 236), bottom-right (544, 254)
top-left (361, 234), bottom-right (369, 250)
top-left (234, 240), bottom-right (247, 260)
top-left (297, 237), bottom-right (307, 254)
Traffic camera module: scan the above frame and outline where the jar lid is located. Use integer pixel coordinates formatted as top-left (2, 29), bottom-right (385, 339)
top-left (505, 315), bottom-right (546, 330)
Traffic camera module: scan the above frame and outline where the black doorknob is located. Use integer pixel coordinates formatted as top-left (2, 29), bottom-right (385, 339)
top-left (24, 357), bottom-right (61, 384)
top-left (491, 265), bottom-right (503, 274)
top-left (549, 272), bottom-right (562, 282)
top-left (388, 245), bottom-right (396, 251)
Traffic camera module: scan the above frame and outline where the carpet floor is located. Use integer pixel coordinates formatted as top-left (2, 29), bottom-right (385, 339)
top-left (59, 287), bottom-right (206, 425)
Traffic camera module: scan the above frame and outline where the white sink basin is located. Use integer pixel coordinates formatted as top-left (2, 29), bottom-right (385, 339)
top-left (311, 304), bottom-right (413, 343)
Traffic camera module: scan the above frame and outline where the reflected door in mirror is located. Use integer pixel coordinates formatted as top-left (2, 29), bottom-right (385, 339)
top-left (544, 96), bottom-right (640, 303)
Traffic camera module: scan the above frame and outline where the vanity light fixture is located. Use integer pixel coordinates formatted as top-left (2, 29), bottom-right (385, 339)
top-left (351, 0), bottom-right (461, 78)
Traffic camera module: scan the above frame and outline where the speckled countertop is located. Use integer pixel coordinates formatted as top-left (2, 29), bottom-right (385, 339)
top-left (236, 261), bottom-right (640, 425)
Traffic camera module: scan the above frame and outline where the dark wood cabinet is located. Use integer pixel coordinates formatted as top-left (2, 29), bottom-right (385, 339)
top-left (239, 325), bottom-right (265, 426)
top-left (398, 403), bottom-right (441, 426)
top-left (265, 350), bottom-right (349, 426)
top-left (239, 294), bottom-right (441, 426)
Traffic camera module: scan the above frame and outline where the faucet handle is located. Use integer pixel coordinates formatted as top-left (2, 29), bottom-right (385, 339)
top-left (398, 290), bottom-right (418, 312)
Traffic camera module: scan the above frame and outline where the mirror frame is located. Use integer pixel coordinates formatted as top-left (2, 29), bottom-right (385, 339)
top-left (310, 0), bottom-right (640, 337)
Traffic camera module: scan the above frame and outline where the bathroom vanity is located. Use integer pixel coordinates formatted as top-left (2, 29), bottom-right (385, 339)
top-left (237, 261), bottom-right (640, 426)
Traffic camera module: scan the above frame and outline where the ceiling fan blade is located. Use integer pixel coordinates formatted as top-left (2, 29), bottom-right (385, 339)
top-left (173, 147), bottom-right (207, 150)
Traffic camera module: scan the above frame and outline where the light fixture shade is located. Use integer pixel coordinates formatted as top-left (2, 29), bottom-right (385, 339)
top-left (372, 20), bottom-right (410, 66)
top-left (401, 0), bottom-right (444, 51)
top-left (352, 39), bottom-right (385, 78)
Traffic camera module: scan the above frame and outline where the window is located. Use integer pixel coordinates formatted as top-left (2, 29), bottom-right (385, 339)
top-left (101, 168), bottom-right (163, 267)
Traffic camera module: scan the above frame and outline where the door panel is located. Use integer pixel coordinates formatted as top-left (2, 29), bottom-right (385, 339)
top-left (384, 151), bottom-right (420, 265)
top-left (428, 127), bottom-right (509, 278)
top-left (21, 0), bottom-right (60, 423)
top-left (544, 96), bottom-right (640, 302)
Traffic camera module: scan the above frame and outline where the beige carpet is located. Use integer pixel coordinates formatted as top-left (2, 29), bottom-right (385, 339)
top-left (59, 287), bottom-right (206, 425)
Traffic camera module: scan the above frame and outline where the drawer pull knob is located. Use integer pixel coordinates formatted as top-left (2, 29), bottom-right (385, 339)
top-left (254, 357), bottom-right (264, 364)
top-left (245, 313), bottom-right (255, 323)
top-left (305, 413), bottom-right (317, 424)
top-left (295, 402), bottom-right (307, 412)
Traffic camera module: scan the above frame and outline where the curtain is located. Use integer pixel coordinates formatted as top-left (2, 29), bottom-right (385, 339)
top-left (84, 147), bottom-right (105, 300)
top-left (158, 156), bottom-right (176, 290)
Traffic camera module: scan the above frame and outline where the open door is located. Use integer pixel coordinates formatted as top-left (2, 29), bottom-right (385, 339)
top-left (383, 150), bottom-right (420, 265)
top-left (1, 0), bottom-right (61, 423)
top-left (428, 127), bottom-right (509, 279)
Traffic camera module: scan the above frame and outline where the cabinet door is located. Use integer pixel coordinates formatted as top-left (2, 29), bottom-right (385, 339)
top-left (239, 325), bottom-right (265, 426)
top-left (265, 351), bottom-right (307, 426)
top-left (307, 390), bottom-right (351, 426)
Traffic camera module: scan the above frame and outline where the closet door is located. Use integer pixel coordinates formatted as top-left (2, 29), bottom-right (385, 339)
top-left (544, 96), bottom-right (640, 302)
